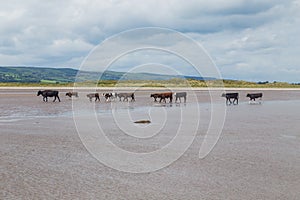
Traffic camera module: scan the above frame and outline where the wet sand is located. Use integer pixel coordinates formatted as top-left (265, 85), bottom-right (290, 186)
top-left (1, 88), bottom-right (300, 199)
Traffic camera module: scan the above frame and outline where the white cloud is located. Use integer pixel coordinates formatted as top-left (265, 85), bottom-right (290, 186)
top-left (0, 0), bottom-right (299, 82)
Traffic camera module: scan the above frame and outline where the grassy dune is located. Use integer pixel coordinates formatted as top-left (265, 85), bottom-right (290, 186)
top-left (1, 79), bottom-right (300, 88)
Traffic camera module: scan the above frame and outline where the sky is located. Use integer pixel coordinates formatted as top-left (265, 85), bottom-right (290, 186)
top-left (0, 0), bottom-right (300, 82)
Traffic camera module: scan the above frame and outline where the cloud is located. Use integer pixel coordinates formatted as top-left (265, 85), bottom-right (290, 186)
top-left (0, 0), bottom-right (299, 82)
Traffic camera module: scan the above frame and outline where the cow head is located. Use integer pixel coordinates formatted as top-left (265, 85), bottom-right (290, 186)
top-left (37, 90), bottom-right (42, 96)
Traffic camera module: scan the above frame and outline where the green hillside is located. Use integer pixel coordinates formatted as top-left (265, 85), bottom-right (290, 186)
top-left (0, 67), bottom-right (79, 83)
top-left (0, 66), bottom-right (299, 88)
top-left (0, 66), bottom-right (206, 83)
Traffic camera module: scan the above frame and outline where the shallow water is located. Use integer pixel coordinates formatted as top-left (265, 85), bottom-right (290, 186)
top-left (0, 89), bottom-right (299, 121)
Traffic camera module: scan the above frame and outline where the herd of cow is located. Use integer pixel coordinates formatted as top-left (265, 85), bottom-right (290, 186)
top-left (37, 90), bottom-right (263, 105)
top-left (221, 92), bottom-right (263, 105)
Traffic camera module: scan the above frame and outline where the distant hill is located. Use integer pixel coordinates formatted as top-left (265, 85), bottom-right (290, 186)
top-left (0, 67), bottom-right (78, 83)
top-left (0, 66), bottom-right (211, 83)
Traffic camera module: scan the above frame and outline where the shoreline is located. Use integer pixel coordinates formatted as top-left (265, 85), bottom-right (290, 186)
top-left (1, 86), bottom-right (300, 91)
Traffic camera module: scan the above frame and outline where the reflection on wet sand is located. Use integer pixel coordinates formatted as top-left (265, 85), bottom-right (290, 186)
top-left (0, 89), bottom-right (300, 199)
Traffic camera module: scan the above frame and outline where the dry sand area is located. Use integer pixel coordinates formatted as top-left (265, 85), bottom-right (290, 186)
top-left (1, 88), bottom-right (300, 199)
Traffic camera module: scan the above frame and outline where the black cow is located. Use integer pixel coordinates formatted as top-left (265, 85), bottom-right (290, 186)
top-left (87, 93), bottom-right (100, 102)
top-left (221, 93), bottom-right (239, 105)
top-left (66, 92), bottom-right (78, 98)
top-left (174, 92), bottom-right (187, 103)
top-left (103, 93), bottom-right (116, 101)
top-left (37, 90), bottom-right (60, 102)
top-left (150, 93), bottom-right (160, 102)
top-left (150, 92), bottom-right (173, 103)
top-left (116, 93), bottom-right (135, 101)
top-left (246, 93), bottom-right (263, 101)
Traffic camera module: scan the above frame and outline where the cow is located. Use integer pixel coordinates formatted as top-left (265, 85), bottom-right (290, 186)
top-left (86, 93), bottom-right (100, 102)
top-left (116, 93), bottom-right (135, 102)
top-left (66, 92), bottom-right (79, 98)
top-left (150, 93), bottom-right (160, 102)
top-left (246, 93), bottom-right (263, 101)
top-left (150, 92), bottom-right (173, 103)
top-left (174, 92), bottom-right (187, 103)
top-left (37, 90), bottom-right (60, 102)
top-left (221, 93), bottom-right (239, 105)
top-left (103, 93), bottom-right (116, 101)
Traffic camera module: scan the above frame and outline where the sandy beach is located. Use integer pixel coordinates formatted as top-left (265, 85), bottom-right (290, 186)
top-left (1, 88), bottom-right (300, 199)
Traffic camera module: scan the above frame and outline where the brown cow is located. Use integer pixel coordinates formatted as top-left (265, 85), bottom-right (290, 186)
top-left (150, 92), bottom-right (173, 103)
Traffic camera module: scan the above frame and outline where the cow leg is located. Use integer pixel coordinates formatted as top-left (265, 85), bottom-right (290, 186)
top-left (233, 98), bottom-right (236, 105)
top-left (53, 96), bottom-right (56, 102)
top-left (184, 96), bottom-right (186, 103)
top-left (233, 98), bottom-right (237, 105)
top-left (228, 98), bottom-right (232, 105)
